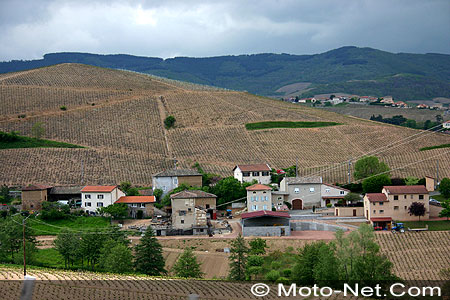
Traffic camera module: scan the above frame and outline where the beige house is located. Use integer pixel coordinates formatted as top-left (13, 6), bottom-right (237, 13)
top-left (233, 164), bottom-right (271, 184)
top-left (246, 184), bottom-right (272, 212)
top-left (279, 176), bottom-right (323, 209)
top-left (21, 184), bottom-right (52, 211)
top-left (364, 185), bottom-right (430, 229)
top-left (115, 196), bottom-right (156, 218)
top-left (170, 190), bottom-right (217, 234)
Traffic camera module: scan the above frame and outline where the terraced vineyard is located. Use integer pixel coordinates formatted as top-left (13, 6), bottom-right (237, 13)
top-left (0, 266), bottom-right (364, 300)
top-left (0, 63), bottom-right (449, 185)
top-left (376, 231), bottom-right (450, 281)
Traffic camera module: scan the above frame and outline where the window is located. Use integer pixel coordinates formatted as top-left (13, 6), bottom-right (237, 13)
top-left (394, 195), bottom-right (399, 200)
top-left (373, 210), bottom-right (376, 214)
top-left (252, 205), bottom-right (257, 211)
top-left (419, 195), bottom-right (424, 200)
top-left (310, 187), bottom-right (315, 193)
top-left (340, 191), bottom-right (345, 195)
top-left (163, 186), bottom-right (167, 191)
top-left (278, 197), bottom-right (282, 200)
top-left (394, 206), bottom-right (399, 210)
top-left (85, 194), bottom-right (91, 199)
top-left (325, 188), bottom-right (330, 193)
top-left (263, 205), bottom-right (267, 210)
top-left (404, 206), bottom-right (407, 210)
top-left (30, 204), bottom-right (34, 208)
top-left (294, 188), bottom-right (300, 194)
top-left (262, 171), bottom-right (269, 176)
top-left (379, 202), bottom-right (383, 206)
top-left (410, 195), bottom-right (413, 199)
top-left (379, 210), bottom-right (384, 213)
top-left (188, 208), bottom-right (192, 212)
top-left (132, 203), bottom-right (137, 207)
top-left (255, 196), bottom-right (258, 202)
top-left (404, 195), bottom-right (407, 199)
top-left (206, 204), bottom-right (210, 209)
top-left (243, 172), bottom-right (250, 177)
top-left (97, 202), bottom-right (103, 207)
top-left (180, 220), bottom-right (184, 224)
top-left (97, 194), bottom-right (104, 199)
top-left (173, 178), bottom-right (178, 185)
top-left (263, 191), bottom-right (266, 194)
top-left (253, 172), bottom-right (259, 176)
top-left (86, 202), bottom-right (91, 207)
top-left (179, 210), bottom-right (186, 216)
top-left (140, 203), bottom-right (145, 208)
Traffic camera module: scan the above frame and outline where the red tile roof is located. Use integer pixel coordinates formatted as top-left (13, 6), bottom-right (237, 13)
top-left (370, 217), bottom-right (392, 222)
top-left (383, 185), bottom-right (428, 194)
top-left (366, 193), bottom-right (388, 202)
top-left (81, 185), bottom-right (117, 193)
top-left (233, 164), bottom-right (270, 172)
top-left (241, 210), bottom-right (290, 219)
top-left (22, 184), bottom-right (52, 191)
top-left (246, 184), bottom-right (272, 191)
top-left (116, 196), bottom-right (155, 204)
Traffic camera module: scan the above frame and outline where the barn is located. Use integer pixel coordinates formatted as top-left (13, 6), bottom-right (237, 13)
top-left (241, 210), bottom-right (291, 237)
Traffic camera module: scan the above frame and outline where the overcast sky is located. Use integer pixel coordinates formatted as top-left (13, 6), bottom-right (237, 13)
top-left (0, 0), bottom-right (449, 61)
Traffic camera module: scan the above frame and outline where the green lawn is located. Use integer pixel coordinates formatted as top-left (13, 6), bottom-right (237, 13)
top-left (33, 248), bottom-right (65, 268)
top-left (402, 220), bottom-right (450, 231)
top-left (431, 194), bottom-right (449, 202)
top-left (0, 131), bottom-right (84, 149)
top-left (419, 143), bottom-right (450, 151)
top-left (28, 216), bottom-right (111, 235)
top-left (245, 121), bottom-right (341, 130)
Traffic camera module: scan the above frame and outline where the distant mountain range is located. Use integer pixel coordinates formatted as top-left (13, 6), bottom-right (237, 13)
top-left (1, 46), bottom-right (449, 100)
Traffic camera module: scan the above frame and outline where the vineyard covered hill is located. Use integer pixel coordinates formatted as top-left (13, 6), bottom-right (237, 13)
top-left (0, 63), bottom-right (449, 186)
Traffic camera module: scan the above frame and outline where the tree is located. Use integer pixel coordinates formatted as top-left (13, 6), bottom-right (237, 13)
top-left (0, 216), bottom-right (35, 260)
top-left (153, 188), bottom-right (163, 202)
top-left (31, 122), bottom-right (45, 139)
top-left (408, 202), bottom-right (426, 221)
top-left (292, 242), bottom-right (324, 286)
top-left (172, 247), bottom-right (204, 278)
top-left (354, 156), bottom-right (390, 180)
top-left (439, 200), bottom-right (450, 220)
top-left (0, 185), bottom-right (11, 204)
top-left (313, 242), bottom-right (340, 288)
top-left (249, 238), bottom-right (267, 255)
top-left (211, 177), bottom-right (250, 206)
top-left (100, 241), bottom-right (133, 274)
top-left (127, 187), bottom-right (140, 196)
top-left (362, 174), bottom-right (391, 193)
top-left (343, 193), bottom-right (361, 203)
top-left (134, 227), bottom-right (166, 275)
top-left (79, 231), bottom-right (107, 270)
top-left (405, 176), bottom-right (419, 186)
top-left (119, 181), bottom-right (132, 194)
top-left (164, 115), bottom-right (176, 129)
top-left (228, 234), bottom-right (248, 281)
top-left (439, 178), bottom-right (450, 199)
top-left (41, 201), bottom-right (70, 220)
top-left (54, 230), bottom-right (81, 268)
top-left (97, 203), bottom-right (128, 219)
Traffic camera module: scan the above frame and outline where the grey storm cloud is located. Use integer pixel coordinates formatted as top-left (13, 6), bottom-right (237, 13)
top-left (0, 0), bottom-right (449, 61)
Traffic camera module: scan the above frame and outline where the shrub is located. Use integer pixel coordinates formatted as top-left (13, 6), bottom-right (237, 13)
top-left (60, 106), bottom-right (67, 111)
top-left (265, 270), bottom-right (280, 282)
top-left (326, 203), bottom-right (332, 208)
top-left (282, 268), bottom-right (292, 278)
top-left (276, 276), bottom-right (291, 284)
top-left (164, 115), bottom-right (176, 129)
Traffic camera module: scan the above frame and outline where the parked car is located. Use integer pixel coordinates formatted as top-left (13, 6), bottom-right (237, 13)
top-left (429, 198), bottom-right (441, 206)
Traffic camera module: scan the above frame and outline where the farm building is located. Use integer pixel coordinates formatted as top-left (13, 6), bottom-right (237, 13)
top-left (152, 169), bottom-right (202, 196)
top-left (320, 183), bottom-right (350, 207)
top-left (246, 183), bottom-right (272, 212)
top-left (233, 163), bottom-right (271, 184)
top-left (49, 186), bottom-right (83, 207)
top-left (21, 184), bottom-right (52, 211)
top-left (279, 176), bottom-right (323, 209)
top-left (241, 210), bottom-right (291, 237)
top-left (115, 196), bottom-right (156, 218)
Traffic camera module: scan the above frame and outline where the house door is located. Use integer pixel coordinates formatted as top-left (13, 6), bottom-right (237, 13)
top-left (353, 209), bottom-right (357, 217)
top-left (292, 199), bottom-right (303, 210)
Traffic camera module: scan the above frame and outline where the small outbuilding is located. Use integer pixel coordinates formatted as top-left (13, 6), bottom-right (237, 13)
top-left (241, 210), bottom-right (291, 237)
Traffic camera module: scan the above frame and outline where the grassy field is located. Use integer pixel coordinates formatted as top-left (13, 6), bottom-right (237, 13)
top-left (33, 248), bottom-right (65, 268)
top-left (28, 216), bottom-right (111, 235)
top-left (420, 143), bottom-right (450, 151)
top-left (432, 194), bottom-right (449, 202)
top-left (0, 132), bottom-right (83, 149)
top-left (401, 220), bottom-right (450, 231)
top-left (245, 121), bottom-right (341, 130)
top-left (0, 64), bottom-right (449, 186)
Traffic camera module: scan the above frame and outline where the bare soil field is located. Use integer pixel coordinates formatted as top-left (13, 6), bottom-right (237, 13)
top-left (1, 64), bottom-right (449, 186)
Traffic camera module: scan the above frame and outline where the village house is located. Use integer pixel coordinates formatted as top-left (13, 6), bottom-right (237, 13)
top-left (416, 103), bottom-right (429, 109)
top-left (246, 183), bottom-right (272, 212)
top-left (320, 183), bottom-right (350, 207)
top-left (233, 164), bottom-right (271, 184)
top-left (279, 176), bottom-right (323, 210)
top-left (381, 96), bottom-right (394, 104)
top-left (21, 184), bottom-right (52, 211)
top-left (115, 196), bottom-right (156, 218)
top-left (364, 185), bottom-right (430, 229)
top-left (152, 169), bottom-right (202, 196)
top-left (81, 185), bottom-right (125, 215)
top-left (49, 186), bottom-right (83, 207)
top-left (170, 190), bottom-right (217, 235)
top-left (443, 120), bottom-right (450, 129)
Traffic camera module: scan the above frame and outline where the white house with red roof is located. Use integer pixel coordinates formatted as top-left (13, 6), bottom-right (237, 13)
top-left (443, 120), bottom-right (450, 129)
top-left (81, 185), bottom-right (125, 214)
top-left (233, 163), bottom-right (271, 184)
top-left (246, 183), bottom-right (273, 212)
top-left (320, 183), bottom-right (350, 207)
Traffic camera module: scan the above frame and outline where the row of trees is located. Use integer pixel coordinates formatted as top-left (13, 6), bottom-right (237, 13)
top-left (228, 225), bottom-right (397, 287)
top-left (370, 114), bottom-right (443, 130)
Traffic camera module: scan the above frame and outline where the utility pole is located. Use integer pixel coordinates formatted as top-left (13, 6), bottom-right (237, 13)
top-left (348, 159), bottom-right (352, 185)
top-left (81, 158), bottom-right (84, 185)
top-left (296, 157), bottom-right (298, 178)
top-left (22, 217), bottom-right (26, 276)
top-left (436, 159), bottom-right (439, 184)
